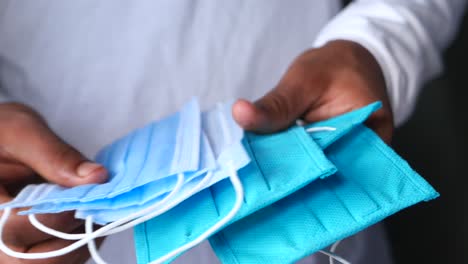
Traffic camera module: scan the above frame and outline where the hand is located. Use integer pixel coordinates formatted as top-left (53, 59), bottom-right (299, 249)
top-left (0, 103), bottom-right (107, 264)
top-left (233, 40), bottom-right (394, 143)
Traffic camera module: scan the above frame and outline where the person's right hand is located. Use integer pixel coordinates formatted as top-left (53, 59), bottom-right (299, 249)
top-left (0, 103), bottom-right (107, 264)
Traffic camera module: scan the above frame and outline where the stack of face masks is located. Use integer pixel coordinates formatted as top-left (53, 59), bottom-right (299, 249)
top-left (0, 99), bottom-right (250, 223)
top-left (0, 98), bottom-right (439, 264)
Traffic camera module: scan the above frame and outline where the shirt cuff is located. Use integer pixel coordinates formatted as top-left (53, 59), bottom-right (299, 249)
top-left (312, 2), bottom-right (449, 127)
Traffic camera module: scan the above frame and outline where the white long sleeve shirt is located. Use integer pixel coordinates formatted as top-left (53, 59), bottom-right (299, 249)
top-left (0, 1), bottom-right (465, 263)
top-left (314, 0), bottom-right (466, 125)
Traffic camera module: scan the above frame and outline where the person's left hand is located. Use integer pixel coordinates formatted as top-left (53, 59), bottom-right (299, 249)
top-left (233, 40), bottom-right (394, 143)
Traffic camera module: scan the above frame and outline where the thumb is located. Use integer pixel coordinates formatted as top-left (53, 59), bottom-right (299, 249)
top-left (233, 88), bottom-right (310, 133)
top-left (1, 106), bottom-right (107, 187)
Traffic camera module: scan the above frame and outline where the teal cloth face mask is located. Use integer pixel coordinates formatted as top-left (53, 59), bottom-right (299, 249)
top-left (208, 125), bottom-right (439, 264)
top-left (133, 102), bottom-right (438, 264)
top-left (133, 125), bottom-right (337, 264)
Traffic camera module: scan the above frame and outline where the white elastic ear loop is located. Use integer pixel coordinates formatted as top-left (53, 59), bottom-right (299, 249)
top-left (306, 126), bottom-right (337, 133)
top-left (150, 162), bottom-right (244, 264)
top-left (0, 208), bottom-right (113, 260)
top-left (79, 168), bottom-right (217, 264)
top-left (27, 177), bottom-right (187, 240)
top-left (105, 170), bottom-right (215, 234)
top-left (329, 240), bottom-right (344, 264)
top-left (28, 171), bottom-right (215, 241)
top-left (319, 241), bottom-right (350, 264)
top-left (85, 215), bottom-right (107, 264)
top-left (0, 173), bottom-right (186, 260)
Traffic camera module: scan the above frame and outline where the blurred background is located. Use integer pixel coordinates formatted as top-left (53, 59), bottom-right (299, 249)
top-left (384, 9), bottom-right (468, 264)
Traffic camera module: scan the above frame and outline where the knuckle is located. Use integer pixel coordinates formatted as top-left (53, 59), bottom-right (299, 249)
top-left (49, 144), bottom-right (83, 174)
top-left (264, 91), bottom-right (293, 123)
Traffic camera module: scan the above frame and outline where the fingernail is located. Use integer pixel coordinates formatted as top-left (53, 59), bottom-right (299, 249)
top-left (77, 162), bottom-right (105, 178)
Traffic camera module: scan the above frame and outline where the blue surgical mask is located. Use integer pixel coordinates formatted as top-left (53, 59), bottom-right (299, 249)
top-left (73, 102), bottom-right (251, 224)
top-left (0, 98), bottom-right (203, 211)
top-left (20, 131), bottom-right (216, 215)
top-left (208, 124), bottom-right (438, 264)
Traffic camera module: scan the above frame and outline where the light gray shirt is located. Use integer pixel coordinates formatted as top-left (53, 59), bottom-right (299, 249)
top-left (0, 1), bottom-right (464, 263)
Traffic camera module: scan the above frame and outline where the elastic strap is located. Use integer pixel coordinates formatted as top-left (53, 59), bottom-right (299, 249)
top-left (149, 162), bottom-right (244, 264)
top-left (0, 173), bottom-right (186, 260)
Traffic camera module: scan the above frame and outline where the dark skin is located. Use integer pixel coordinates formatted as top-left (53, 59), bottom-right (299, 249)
top-left (0, 40), bottom-right (393, 263)
top-left (233, 40), bottom-right (393, 142)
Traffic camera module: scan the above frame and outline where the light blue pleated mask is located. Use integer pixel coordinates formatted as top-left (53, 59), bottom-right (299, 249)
top-left (73, 102), bottom-right (251, 224)
top-left (2, 100), bottom-right (252, 226)
top-left (0, 98), bottom-right (203, 211)
top-left (133, 102), bottom-right (438, 264)
top-left (17, 132), bottom-right (215, 216)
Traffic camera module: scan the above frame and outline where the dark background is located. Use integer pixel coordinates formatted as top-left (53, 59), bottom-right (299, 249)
top-left (384, 9), bottom-right (468, 264)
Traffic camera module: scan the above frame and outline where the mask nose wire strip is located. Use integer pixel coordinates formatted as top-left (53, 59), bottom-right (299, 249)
top-left (0, 172), bottom-right (185, 259)
top-left (27, 170), bottom-right (214, 241)
top-left (86, 215), bottom-right (107, 264)
top-left (150, 162), bottom-right (244, 264)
